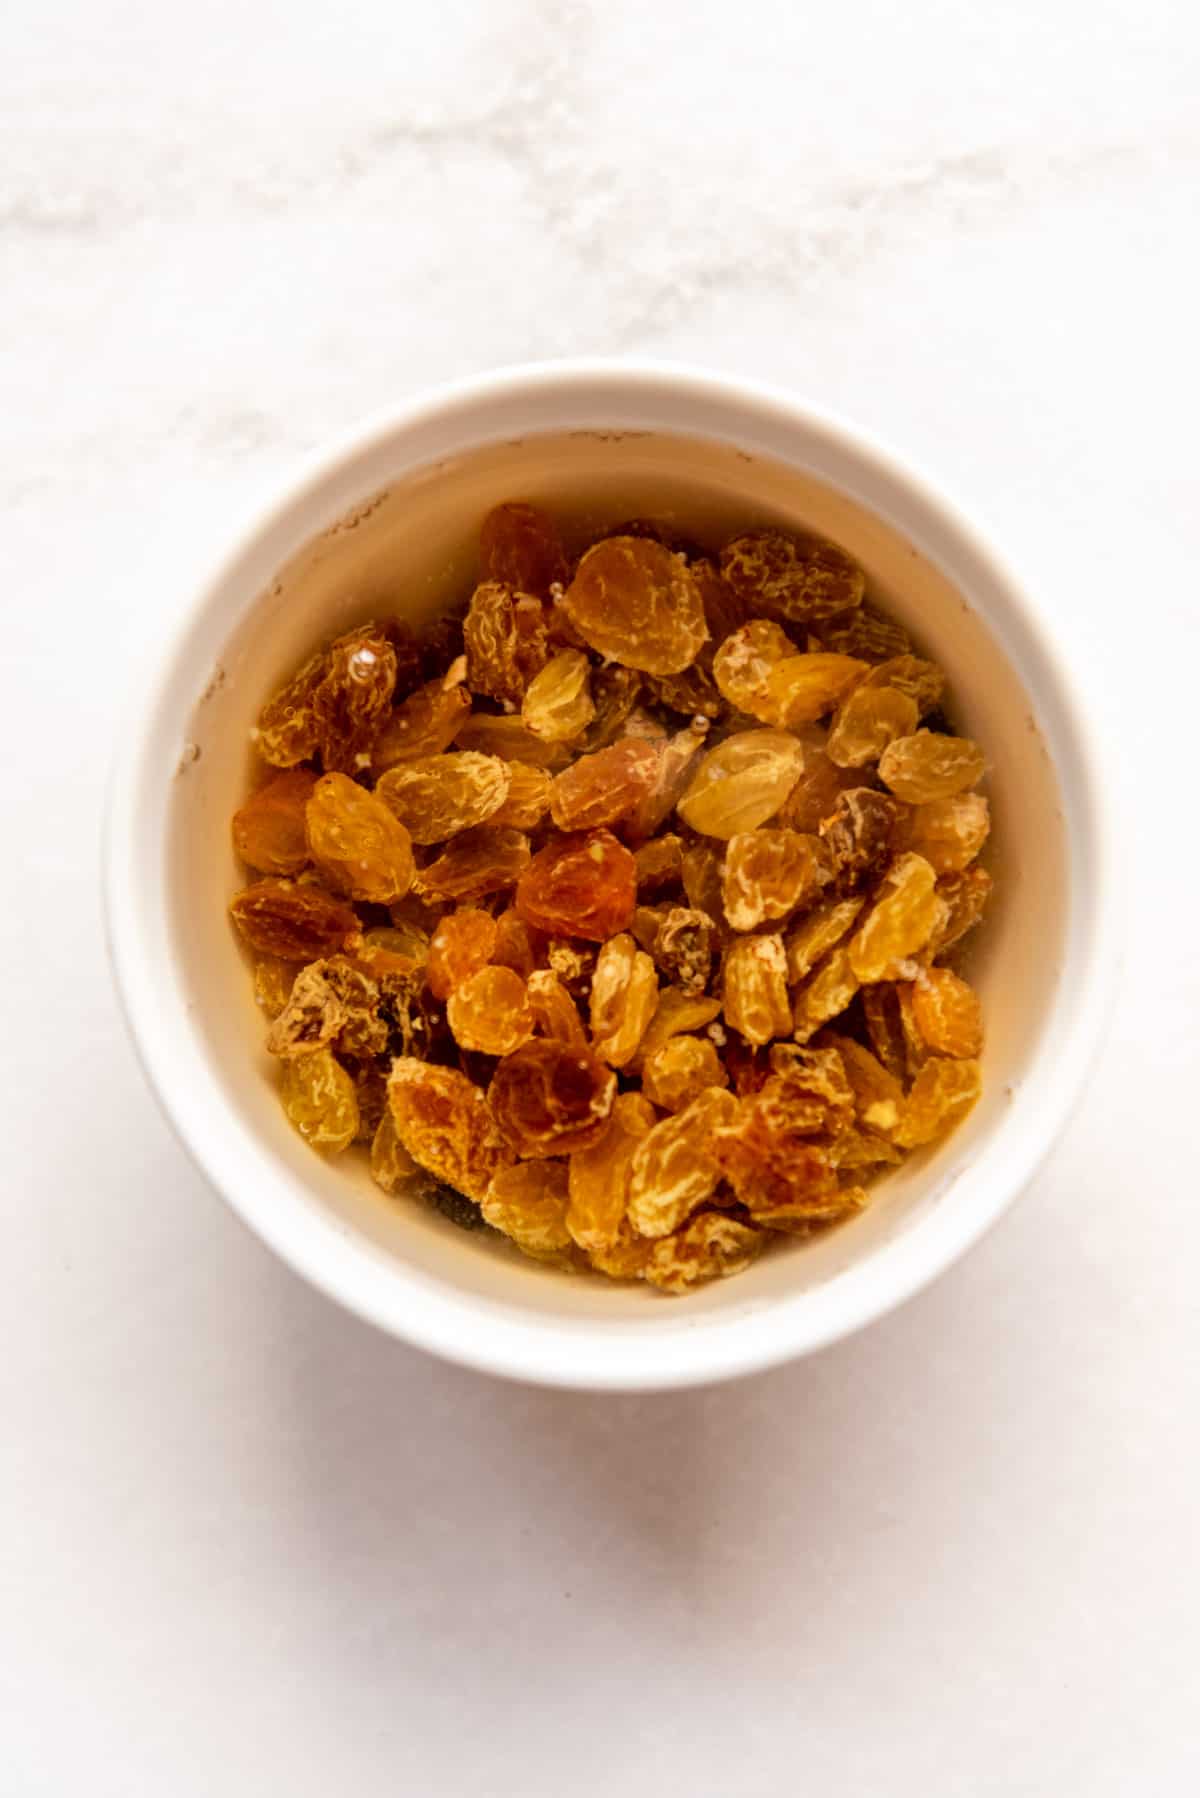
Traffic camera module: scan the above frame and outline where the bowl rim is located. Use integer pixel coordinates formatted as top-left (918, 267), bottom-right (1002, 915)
top-left (104, 358), bottom-right (1118, 1390)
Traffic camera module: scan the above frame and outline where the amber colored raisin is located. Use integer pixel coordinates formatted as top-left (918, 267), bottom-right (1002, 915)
top-left (816, 604), bottom-right (911, 662)
top-left (310, 626), bottom-right (397, 772)
top-left (479, 501), bottom-right (569, 599)
top-left (645, 1212), bottom-right (764, 1292)
top-left (388, 1057), bottom-right (508, 1200)
top-left (452, 710), bottom-right (567, 769)
top-left (721, 830), bottom-right (831, 931)
top-left (847, 853), bottom-right (940, 982)
top-left (710, 1082), bottom-right (840, 1215)
top-left (520, 649), bottom-right (596, 742)
top-left (526, 969), bottom-right (588, 1048)
top-left (680, 840), bottom-right (725, 921)
top-left (634, 833), bottom-right (684, 892)
top-left (561, 536), bottom-right (708, 676)
top-left (774, 734), bottom-right (861, 833)
top-left (371, 678), bottom-right (471, 774)
top-left (375, 752), bottom-right (510, 845)
top-left (589, 934), bottom-right (659, 1067)
top-left (895, 793), bottom-right (990, 875)
top-left (627, 1086), bottom-right (740, 1237)
top-left (253, 955), bottom-right (295, 1019)
top-left (784, 895), bottom-right (865, 984)
top-left (792, 945), bottom-right (861, 1042)
top-left (230, 877), bottom-right (360, 961)
top-left (819, 787), bottom-right (899, 881)
top-left (826, 684), bottom-right (919, 769)
top-left (894, 1056), bottom-right (982, 1148)
top-left (764, 1045), bottom-right (856, 1126)
top-left (266, 956), bottom-right (385, 1059)
top-left (546, 939), bottom-right (595, 993)
top-left (722, 934), bottom-right (791, 1046)
top-left (910, 968), bottom-right (983, 1058)
top-left (490, 761), bottom-right (552, 831)
top-left (463, 581), bottom-right (551, 705)
top-left (280, 1047), bottom-right (359, 1153)
top-left (635, 989), bottom-right (723, 1068)
top-left (488, 1040), bottom-right (616, 1157)
top-left (356, 923), bottom-right (430, 977)
top-left (878, 731), bottom-right (986, 804)
top-left (426, 908), bottom-right (499, 1000)
top-left (588, 1219), bottom-right (657, 1281)
top-left (711, 619), bottom-right (794, 712)
top-left (490, 909), bottom-right (539, 979)
top-left (627, 721), bottom-right (711, 839)
top-left (636, 905), bottom-right (715, 995)
top-left (369, 1110), bottom-right (423, 1196)
top-left (929, 866), bottom-right (993, 956)
top-left (482, 1160), bottom-right (573, 1261)
top-left (858, 654), bottom-right (944, 716)
top-left (232, 769), bottom-right (317, 875)
top-left (416, 827), bottom-right (531, 904)
top-left (677, 729), bottom-right (805, 838)
top-left (304, 771), bottom-right (416, 903)
top-left (647, 663), bottom-right (723, 720)
top-left (566, 1090), bottom-right (657, 1254)
top-left (447, 965), bottom-right (535, 1056)
top-left (719, 528), bottom-right (865, 624)
top-left (691, 557), bottom-right (750, 657)
top-left (641, 1035), bottom-right (727, 1112)
top-left (254, 649), bottom-right (327, 767)
top-left (549, 739), bottom-right (660, 831)
top-left (515, 829), bottom-right (637, 942)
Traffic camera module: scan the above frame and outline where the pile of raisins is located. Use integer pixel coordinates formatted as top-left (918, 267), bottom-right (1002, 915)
top-left (229, 503), bottom-right (991, 1295)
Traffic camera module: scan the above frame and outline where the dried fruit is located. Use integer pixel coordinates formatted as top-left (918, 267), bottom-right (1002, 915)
top-left (579, 666), bottom-right (643, 751)
top-left (645, 1212), bottom-right (764, 1292)
top-left (636, 989), bottom-right (723, 1068)
top-left (711, 618), bottom-right (793, 710)
top-left (491, 909), bottom-right (539, 979)
top-left (453, 710), bottom-right (565, 768)
top-left (253, 955), bottom-right (295, 1019)
top-left (721, 830), bottom-right (830, 931)
top-left (311, 626), bottom-right (397, 772)
top-left (546, 939), bottom-right (595, 993)
top-left (588, 1219), bottom-right (657, 1281)
top-left (641, 1035), bottom-right (727, 1111)
top-left (719, 529), bottom-right (865, 624)
top-left (515, 829), bottom-right (637, 941)
top-left (816, 604), bottom-right (910, 662)
top-left (369, 1109), bottom-right (423, 1196)
top-left (416, 826), bottom-right (531, 903)
top-left (526, 969), bottom-right (588, 1047)
top-left (446, 965), bottom-right (535, 1056)
top-left (628, 720), bottom-right (710, 838)
top-left (819, 787), bottom-right (899, 881)
top-left (820, 1034), bottom-right (905, 1136)
top-left (895, 793), bottom-right (990, 875)
top-left (425, 909), bottom-right (496, 999)
top-left (676, 729), bottom-right (805, 838)
top-left (463, 581), bottom-right (551, 705)
top-left (858, 654), bottom-right (945, 715)
top-left (491, 761), bottom-right (552, 831)
top-left (635, 834), bottom-right (684, 892)
top-left (375, 752), bottom-right (510, 845)
top-left (232, 769), bottom-right (318, 875)
top-left (388, 1057), bottom-right (507, 1199)
top-left (894, 1057), bottom-right (982, 1148)
top-left (521, 649), bottom-right (596, 742)
top-left (826, 684), bottom-right (919, 768)
top-left (566, 1091), bottom-right (657, 1254)
top-left (482, 1160), bottom-right (573, 1261)
top-left (280, 1047), bottom-right (359, 1152)
top-left (304, 771), bottom-right (416, 902)
top-left (774, 734), bottom-right (861, 832)
top-left (627, 1086), bottom-right (740, 1237)
top-left (722, 934), bottom-right (791, 1045)
top-left (549, 739), bottom-right (660, 831)
top-left (784, 895), bottom-right (865, 983)
top-left (792, 945), bottom-right (861, 1042)
top-left (589, 934), bottom-right (659, 1067)
top-left (230, 878), bottom-right (360, 961)
top-left (710, 1079), bottom-right (841, 1216)
top-left (929, 866), bottom-right (993, 956)
top-left (561, 536), bottom-right (708, 675)
top-left (691, 556), bottom-right (749, 653)
top-left (636, 905), bottom-right (715, 995)
top-left (847, 853), bottom-right (940, 982)
top-left (488, 1040), bottom-right (616, 1157)
top-left (647, 663), bottom-right (723, 719)
top-left (356, 923), bottom-right (430, 976)
top-left (878, 731), bottom-right (986, 804)
top-left (371, 678), bottom-right (471, 773)
top-left (266, 956), bottom-right (386, 1060)
top-left (479, 501), bottom-right (568, 599)
top-left (910, 968), bottom-right (984, 1058)
top-left (254, 649), bottom-right (328, 767)
top-left (680, 840), bottom-right (725, 921)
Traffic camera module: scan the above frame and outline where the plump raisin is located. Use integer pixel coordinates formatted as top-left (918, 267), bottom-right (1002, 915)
top-left (929, 866), bottom-right (993, 956)
top-left (566, 1091), bottom-right (657, 1254)
top-left (426, 909), bottom-right (498, 999)
top-left (641, 1035), bottom-right (727, 1112)
top-left (488, 1040), bottom-right (616, 1157)
top-left (645, 1212), bottom-right (765, 1293)
top-left (375, 752), bottom-right (510, 844)
top-left (479, 501), bottom-right (568, 599)
top-left (230, 877), bottom-right (360, 960)
top-left (719, 528), bottom-right (865, 624)
top-left (847, 853), bottom-right (940, 982)
top-left (878, 731), bottom-right (986, 803)
top-left (388, 1057), bottom-right (508, 1200)
top-left (910, 968), bottom-right (984, 1058)
top-left (253, 955), bottom-right (295, 1019)
top-left (721, 829), bottom-right (831, 931)
top-left (490, 761), bottom-right (552, 831)
top-left (792, 945), bottom-right (860, 1043)
top-left (589, 934), bottom-right (659, 1067)
top-left (515, 829), bottom-right (637, 941)
top-left (549, 739), bottom-right (660, 831)
top-left (232, 769), bottom-right (318, 875)
top-left (452, 710), bottom-right (567, 768)
top-left (463, 581), bottom-right (551, 705)
top-left (305, 771), bottom-right (416, 903)
top-left (711, 618), bottom-right (794, 713)
top-left (826, 685), bottom-right (918, 769)
top-left (895, 793), bottom-right (990, 875)
top-left (521, 649), bottom-right (596, 742)
top-left (858, 654), bottom-right (944, 715)
top-left (447, 965), bottom-right (535, 1056)
top-left (561, 536), bottom-right (708, 675)
top-left (526, 969), bottom-right (588, 1047)
top-left (416, 826), bottom-right (531, 904)
top-left (310, 626), bottom-right (397, 772)
top-left (627, 1086), bottom-right (740, 1237)
top-left (627, 720), bottom-right (710, 838)
top-left (635, 988), bottom-right (723, 1068)
top-left (722, 934), bottom-right (791, 1045)
top-left (714, 624), bottom-right (866, 729)
top-left (371, 677), bottom-right (470, 773)
top-left (254, 648), bottom-right (328, 767)
top-left (894, 1057), bottom-right (982, 1148)
top-left (280, 1047), bottom-right (359, 1153)
top-left (482, 1160), bottom-right (574, 1262)
top-left (369, 1109), bottom-right (423, 1196)
top-left (784, 895), bottom-right (865, 983)
top-left (676, 729), bottom-right (805, 838)
top-left (710, 1081), bottom-right (843, 1220)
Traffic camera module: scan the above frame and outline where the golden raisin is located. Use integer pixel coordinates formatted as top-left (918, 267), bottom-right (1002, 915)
top-left (722, 934), bottom-right (792, 1045)
top-left (858, 654), bottom-right (945, 715)
top-left (589, 934), bottom-right (659, 1067)
top-left (266, 956), bottom-right (386, 1060)
top-left (369, 1109), bottom-right (422, 1196)
top-left (491, 909), bottom-right (540, 979)
top-left (526, 969), bottom-right (588, 1047)
top-left (878, 731), bottom-right (986, 804)
top-left (447, 965), bottom-right (535, 1056)
top-left (635, 833), bottom-right (684, 892)
top-left (895, 793), bottom-right (990, 875)
top-left (356, 922), bottom-right (430, 976)
top-left (562, 536), bottom-right (708, 675)
top-left (463, 581), bottom-right (551, 705)
top-left (305, 771), bottom-right (416, 903)
top-left (232, 769), bottom-right (318, 875)
top-left (826, 684), bottom-right (919, 769)
top-left (792, 945), bottom-right (861, 1042)
top-left (371, 677), bottom-right (470, 773)
top-left (375, 752), bottom-right (510, 845)
top-left (452, 710), bottom-right (567, 768)
top-left (416, 826), bottom-right (531, 904)
top-left (721, 829), bottom-right (831, 931)
top-left (910, 968), bottom-right (984, 1058)
top-left (894, 1057), bottom-right (982, 1148)
top-left (676, 729), bottom-right (805, 838)
top-left (774, 732), bottom-right (861, 832)
top-left (710, 1082), bottom-right (841, 1217)
top-left (819, 787), bottom-right (900, 881)
top-left (847, 853), bottom-right (940, 982)
top-left (482, 1160), bottom-right (573, 1262)
top-left (862, 983), bottom-right (910, 1083)
top-left (816, 604), bottom-right (910, 661)
top-left (719, 528), bottom-right (865, 624)
top-left (691, 556), bottom-right (749, 654)
top-left (635, 989), bottom-right (723, 1068)
top-left (252, 955), bottom-right (295, 1019)
top-left (680, 840), bottom-right (725, 920)
top-left (566, 1091), bottom-right (657, 1254)
top-left (635, 905), bottom-right (715, 995)
top-left (820, 1033), bottom-right (905, 1136)
top-left (479, 501), bottom-right (568, 599)
top-left (255, 648), bottom-right (328, 767)
top-left (521, 649), bottom-right (596, 742)
top-left (641, 1035), bottom-right (727, 1112)
top-left (515, 829), bottom-right (637, 941)
top-left (784, 895), bottom-right (865, 983)
top-left (549, 739), bottom-right (660, 831)
top-left (579, 666), bottom-right (643, 750)
top-left (491, 761), bottom-right (553, 831)
top-left (311, 626), bottom-right (397, 773)
top-left (929, 866), bottom-right (993, 956)
top-left (627, 720), bottom-right (711, 838)
top-left (647, 663), bottom-right (723, 719)
top-left (426, 908), bottom-right (498, 1000)
top-left (280, 1047), bottom-right (359, 1153)
top-left (230, 877), bottom-right (360, 961)
top-left (388, 1057), bottom-right (508, 1200)
top-left (627, 1086), bottom-right (740, 1237)
top-left (487, 1040), bottom-right (616, 1157)
top-left (644, 1212), bottom-right (764, 1293)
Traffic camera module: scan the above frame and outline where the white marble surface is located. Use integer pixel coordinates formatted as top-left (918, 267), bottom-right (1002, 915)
top-left (3, 3), bottom-right (1199, 1792)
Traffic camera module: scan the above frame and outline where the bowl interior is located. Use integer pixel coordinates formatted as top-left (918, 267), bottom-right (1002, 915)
top-left (146, 417), bottom-right (1065, 1348)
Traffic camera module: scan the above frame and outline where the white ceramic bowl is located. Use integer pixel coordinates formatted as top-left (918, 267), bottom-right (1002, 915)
top-left (105, 361), bottom-right (1114, 1390)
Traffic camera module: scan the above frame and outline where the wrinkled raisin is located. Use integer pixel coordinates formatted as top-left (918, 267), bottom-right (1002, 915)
top-left (566, 1091), bottom-right (657, 1254)
top-left (280, 1047), bottom-right (359, 1152)
top-left (720, 529), bottom-right (865, 623)
top-left (910, 968), bottom-right (983, 1058)
top-left (376, 752), bottom-right (510, 845)
top-left (230, 877), bottom-right (360, 961)
top-left (549, 738), bottom-right (660, 831)
top-left (515, 829), bottom-right (637, 941)
top-left (589, 934), bottom-right (659, 1067)
top-left (426, 908), bottom-right (498, 999)
top-left (266, 956), bottom-right (386, 1060)
top-left (847, 853), bottom-right (940, 982)
top-left (645, 1212), bottom-right (764, 1292)
top-left (482, 1160), bottom-right (574, 1262)
top-left (641, 1035), bottom-right (727, 1112)
top-left (784, 895), bottom-right (865, 983)
top-left (463, 581), bottom-right (551, 705)
top-left (371, 677), bottom-right (470, 773)
top-left (525, 969), bottom-right (588, 1048)
top-left (878, 731), bottom-right (986, 804)
top-left (627, 1086), bottom-right (740, 1237)
top-left (521, 649), bottom-right (596, 742)
top-left (479, 501), bottom-right (569, 599)
top-left (305, 771), bottom-right (416, 903)
top-left (792, 945), bottom-right (861, 1043)
top-left (388, 1057), bottom-right (508, 1200)
top-left (826, 684), bottom-right (919, 769)
top-left (894, 1057), bottom-right (982, 1148)
top-left (721, 830), bottom-right (831, 931)
top-left (447, 965), bottom-right (535, 1056)
top-left (488, 1040), bottom-right (616, 1157)
top-left (895, 793), bottom-right (990, 875)
top-left (416, 826), bottom-right (531, 903)
top-left (232, 769), bottom-right (318, 875)
top-left (676, 729), bottom-right (805, 838)
top-left (722, 934), bottom-right (791, 1045)
top-left (311, 626), bottom-right (397, 772)
top-left (562, 536), bottom-right (708, 675)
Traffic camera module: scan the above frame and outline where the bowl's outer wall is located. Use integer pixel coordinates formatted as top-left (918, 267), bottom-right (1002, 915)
top-left (106, 366), bottom-right (1112, 1387)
